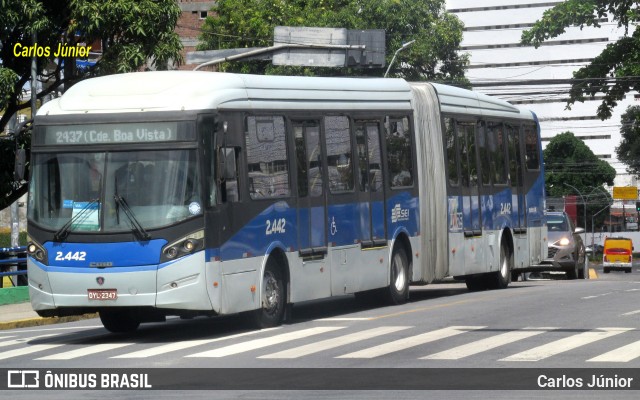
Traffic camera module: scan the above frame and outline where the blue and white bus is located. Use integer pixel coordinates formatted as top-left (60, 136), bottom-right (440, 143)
top-left (26, 71), bottom-right (546, 332)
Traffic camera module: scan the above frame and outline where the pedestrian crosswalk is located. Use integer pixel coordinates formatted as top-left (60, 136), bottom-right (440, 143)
top-left (1, 324), bottom-right (639, 364)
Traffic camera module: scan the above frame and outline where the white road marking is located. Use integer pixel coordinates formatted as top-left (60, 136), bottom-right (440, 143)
top-left (113, 328), bottom-right (280, 358)
top-left (0, 334), bottom-right (57, 349)
top-left (336, 326), bottom-right (485, 359)
top-left (0, 344), bottom-right (64, 360)
top-left (500, 328), bottom-right (633, 362)
top-left (422, 328), bottom-right (553, 360)
top-left (37, 343), bottom-right (135, 360)
top-left (186, 327), bottom-right (344, 358)
top-left (620, 309), bottom-right (640, 316)
top-left (259, 326), bottom-right (410, 359)
top-left (587, 340), bottom-right (640, 362)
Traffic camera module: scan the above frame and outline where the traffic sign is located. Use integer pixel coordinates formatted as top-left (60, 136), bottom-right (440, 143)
top-left (613, 186), bottom-right (638, 200)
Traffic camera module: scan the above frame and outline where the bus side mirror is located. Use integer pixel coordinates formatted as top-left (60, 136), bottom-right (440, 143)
top-left (14, 148), bottom-right (26, 181)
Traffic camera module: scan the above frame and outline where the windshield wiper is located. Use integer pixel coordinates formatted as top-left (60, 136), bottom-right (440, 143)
top-left (113, 194), bottom-right (151, 241)
top-left (54, 198), bottom-right (100, 242)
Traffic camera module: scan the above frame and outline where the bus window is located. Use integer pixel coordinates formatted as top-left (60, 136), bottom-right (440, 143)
top-left (294, 121), bottom-right (323, 198)
top-left (477, 121), bottom-right (491, 186)
top-left (385, 116), bottom-right (414, 188)
top-left (324, 116), bottom-right (354, 193)
top-left (524, 124), bottom-right (540, 170)
top-left (245, 116), bottom-right (290, 199)
top-left (507, 123), bottom-right (521, 187)
top-left (445, 118), bottom-right (459, 186)
top-left (457, 122), bottom-right (477, 187)
top-left (487, 121), bottom-right (507, 185)
top-left (220, 147), bottom-right (239, 203)
top-left (356, 121), bottom-right (383, 192)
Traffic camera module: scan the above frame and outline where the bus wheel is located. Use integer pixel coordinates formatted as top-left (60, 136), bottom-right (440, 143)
top-left (99, 309), bottom-right (140, 333)
top-left (465, 276), bottom-right (486, 291)
top-left (251, 258), bottom-right (285, 329)
top-left (490, 242), bottom-right (512, 289)
top-left (387, 247), bottom-right (409, 305)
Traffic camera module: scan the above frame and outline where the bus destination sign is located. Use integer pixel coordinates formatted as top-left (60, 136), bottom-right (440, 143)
top-left (43, 122), bottom-right (181, 145)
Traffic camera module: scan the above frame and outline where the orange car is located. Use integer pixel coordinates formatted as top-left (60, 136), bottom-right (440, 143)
top-left (602, 237), bottom-right (634, 273)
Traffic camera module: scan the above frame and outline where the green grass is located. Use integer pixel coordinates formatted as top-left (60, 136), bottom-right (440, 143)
top-left (0, 231), bottom-right (28, 248)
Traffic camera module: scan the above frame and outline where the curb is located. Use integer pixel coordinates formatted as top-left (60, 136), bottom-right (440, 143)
top-left (0, 313), bottom-right (99, 331)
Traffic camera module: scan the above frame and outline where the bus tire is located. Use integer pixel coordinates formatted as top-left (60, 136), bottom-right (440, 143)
top-left (387, 247), bottom-right (409, 305)
top-left (250, 258), bottom-right (285, 329)
top-left (465, 275), bottom-right (486, 291)
top-left (488, 242), bottom-right (512, 289)
top-left (99, 308), bottom-right (140, 333)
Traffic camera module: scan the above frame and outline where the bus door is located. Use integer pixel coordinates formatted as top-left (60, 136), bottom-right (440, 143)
top-left (508, 124), bottom-right (526, 230)
top-left (457, 121), bottom-right (482, 273)
top-left (293, 120), bottom-right (331, 299)
top-left (352, 120), bottom-right (388, 291)
top-left (523, 123), bottom-right (544, 264)
top-left (507, 123), bottom-right (527, 268)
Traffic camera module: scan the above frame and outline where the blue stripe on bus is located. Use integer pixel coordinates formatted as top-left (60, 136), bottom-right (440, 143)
top-left (43, 239), bottom-right (167, 268)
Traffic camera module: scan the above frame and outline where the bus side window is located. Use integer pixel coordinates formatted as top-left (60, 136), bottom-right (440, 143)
top-left (245, 115), bottom-right (290, 199)
top-left (385, 116), bottom-right (414, 188)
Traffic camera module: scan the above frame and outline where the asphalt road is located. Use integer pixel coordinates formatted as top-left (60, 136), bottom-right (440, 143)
top-left (2, 264), bottom-right (640, 399)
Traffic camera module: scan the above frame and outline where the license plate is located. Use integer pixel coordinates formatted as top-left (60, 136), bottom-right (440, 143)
top-left (87, 289), bottom-right (117, 300)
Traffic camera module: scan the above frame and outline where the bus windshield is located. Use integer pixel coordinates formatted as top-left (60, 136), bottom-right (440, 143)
top-left (28, 149), bottom-right (202, 234)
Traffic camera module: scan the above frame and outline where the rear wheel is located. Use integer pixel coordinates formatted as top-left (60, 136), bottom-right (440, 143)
top-left (487, 242), bottom-right (511, 289)
top-left (387, 247), bottom-right (409, 304)
top-left (250, 258), bottom-right (285, 329)
top-left (465, 276), bottom-right (486, 291)
top-left (99, 308), bottom-right (141, 333)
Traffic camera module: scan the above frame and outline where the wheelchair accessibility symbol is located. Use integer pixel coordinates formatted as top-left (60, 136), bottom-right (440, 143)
top-left (330, 217), bottom-right (338, 236)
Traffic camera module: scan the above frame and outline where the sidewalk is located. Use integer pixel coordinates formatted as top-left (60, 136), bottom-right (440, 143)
top-left (0, 301), bottom-right (97, 330)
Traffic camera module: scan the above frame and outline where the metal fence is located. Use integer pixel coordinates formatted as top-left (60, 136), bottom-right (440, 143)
top-left (0, 246), bottom-right (27, 287)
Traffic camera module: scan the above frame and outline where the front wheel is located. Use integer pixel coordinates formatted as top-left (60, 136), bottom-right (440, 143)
top-left (249, 258), bottom-right (285, 329)
top-left (99, 308), bottom-right (141, 333)
top-left (387, 247), bottom-right (409, 304)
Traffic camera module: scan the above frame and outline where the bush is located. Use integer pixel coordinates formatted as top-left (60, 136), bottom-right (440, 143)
top-left (0, 229), bottom-right (27, 248)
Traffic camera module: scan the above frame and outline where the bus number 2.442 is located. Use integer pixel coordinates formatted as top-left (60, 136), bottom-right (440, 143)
top-left (266, 219), bottom-right (286, 235)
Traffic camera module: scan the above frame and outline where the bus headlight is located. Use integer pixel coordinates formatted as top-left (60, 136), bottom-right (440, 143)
top-left (27, 237), bottom-right (48, 264)
top-left (161, 230), bottom-right (204, 263)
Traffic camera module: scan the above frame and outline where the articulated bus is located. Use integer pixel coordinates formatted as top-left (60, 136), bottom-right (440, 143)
top-left (26, 72), bottom-right (546, 332)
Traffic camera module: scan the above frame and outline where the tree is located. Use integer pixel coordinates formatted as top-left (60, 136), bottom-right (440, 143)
top-left (616, 105), bottom-right (640, 177)
top-left (544, 131), bottom-right (615, 230)
top-left (521, 0), bottom-right (640, 120)
top-left (0, 0), bottom-right (183, 210)
top-left (197, 0), bottom-right (469, 83)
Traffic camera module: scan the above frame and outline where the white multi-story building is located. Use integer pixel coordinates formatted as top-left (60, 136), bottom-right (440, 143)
top-left (447, 0), bottom-right (638, 187)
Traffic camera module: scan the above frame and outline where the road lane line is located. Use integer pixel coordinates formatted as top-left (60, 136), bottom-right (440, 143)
top-left (37, 343), bottom-right (135, 360)
top-left (314, 318), bottom-right (373, 321)
top-left (581, 292), bottom-right (612, 300)
top-left (259, 326), bottom-right (411, 359)
top-left (186, 327), bottom-right (344, 358)
top-left (620, 310), bottom-right (640, 316)
top-left (336, 326), bottom-right (485, 359)
top-left (0, 344), bottom-right (64, 360)
top-left (500, 328), bottom-right (632, 362)
top-left (113, 328), bottom-right (280, 358)
top-left (421, 328), bottom-right (554, 360)
top-left (588, 340), bottom-right (640, 362)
